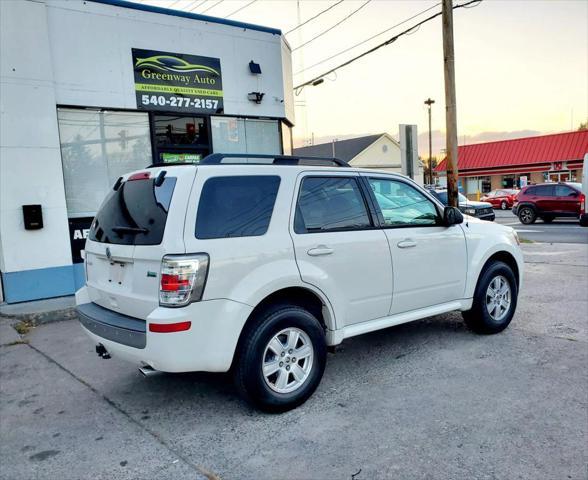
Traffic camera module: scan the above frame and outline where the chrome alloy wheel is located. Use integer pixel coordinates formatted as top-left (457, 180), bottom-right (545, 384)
top-left (486, 275), bottom-right (512, 322)
top-left (262, 328), bottom-right (314, 394)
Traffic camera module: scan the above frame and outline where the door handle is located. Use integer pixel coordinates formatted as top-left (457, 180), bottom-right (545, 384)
top-left (397, 239), bottom-right (416, 249)
top-left (307, 246), bottom-right (334, 256)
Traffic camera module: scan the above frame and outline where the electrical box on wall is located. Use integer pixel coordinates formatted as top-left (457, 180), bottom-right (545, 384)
top-left (22, 205), bottom-right (43, 230)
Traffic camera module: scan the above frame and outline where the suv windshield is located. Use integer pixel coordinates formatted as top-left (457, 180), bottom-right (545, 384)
top-left (89, 176), bottom-right (176, 245)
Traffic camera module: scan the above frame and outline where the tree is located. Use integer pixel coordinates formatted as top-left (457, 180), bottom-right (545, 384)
top-left (578, 122), bottom-right (587, 131)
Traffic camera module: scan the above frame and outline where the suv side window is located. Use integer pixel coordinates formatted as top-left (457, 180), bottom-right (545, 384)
top-left (195, 175), bottom-right (280, 239)
top-left (294, 177), bottom-right (371, 233)
top-left (368, 178), bottom-right (439, 226)
top-left (555, 185), bottom-right (577, 197)
top-left (532, 185), bottom-right (555, 196)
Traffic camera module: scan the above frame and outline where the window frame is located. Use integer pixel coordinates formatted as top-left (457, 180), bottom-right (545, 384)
top-left (292, 175), bottom-right (377, 235)
top-left (362, 175), bottom-right (445, 229)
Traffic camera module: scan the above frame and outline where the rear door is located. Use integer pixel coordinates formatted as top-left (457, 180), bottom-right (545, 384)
top-left (84, 166), bottom-right (195, 318)
top-left (290, 173), bottom-right (393, 328)
top-left (554, 184), bottom-right (581, 215)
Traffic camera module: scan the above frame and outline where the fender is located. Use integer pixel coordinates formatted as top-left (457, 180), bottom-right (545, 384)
top-left (463, 233), bottom-right (524, 299)
top-left (225, 258), bottom-right (337, 331)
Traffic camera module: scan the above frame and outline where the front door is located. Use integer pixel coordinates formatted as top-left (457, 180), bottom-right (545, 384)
top-left (363, 175), bottom-right (467, 315)
top-left (290, 174), bottom-right (393, 328)
top-left (152, 114), bottom-right (210, 163)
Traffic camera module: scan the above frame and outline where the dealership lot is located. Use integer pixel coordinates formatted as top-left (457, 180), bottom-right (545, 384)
top-left (494, 209), bottom-right (588, 244)
top-left (1, 243), bottom-right (587, 480)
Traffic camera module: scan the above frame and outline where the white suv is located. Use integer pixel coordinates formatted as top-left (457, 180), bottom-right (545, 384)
top-left (76, 154), bottom-right (523, 412)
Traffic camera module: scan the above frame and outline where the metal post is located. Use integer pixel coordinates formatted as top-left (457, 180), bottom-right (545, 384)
top-left (424, 98), bottom-right (435, 185)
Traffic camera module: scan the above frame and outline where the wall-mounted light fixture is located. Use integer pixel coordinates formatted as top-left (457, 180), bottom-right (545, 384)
top-left (249, 61), bottom-right (262, 75)
top-left (247, 92), bottom-right (265, 104)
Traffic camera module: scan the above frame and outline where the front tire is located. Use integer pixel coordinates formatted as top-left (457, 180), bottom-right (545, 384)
top-left (462, 261), bottom-right (518, 334)
top-left (234, 304), bottom-right (327, 412)
top-left (518, 206), bottom-right (536, 224)
top-left (501, 200), bottom-right (507, 210)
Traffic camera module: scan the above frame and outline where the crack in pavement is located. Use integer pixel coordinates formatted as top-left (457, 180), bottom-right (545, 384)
top-left (23, 342), bottom-right (221, 480)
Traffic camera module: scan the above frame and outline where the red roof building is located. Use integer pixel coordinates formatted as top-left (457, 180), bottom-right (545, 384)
top-left (435, 131), bottom-right (587, 195)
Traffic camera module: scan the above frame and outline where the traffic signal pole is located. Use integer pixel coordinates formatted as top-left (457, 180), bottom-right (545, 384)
top-left (442, 0), bottom-right (459, 207)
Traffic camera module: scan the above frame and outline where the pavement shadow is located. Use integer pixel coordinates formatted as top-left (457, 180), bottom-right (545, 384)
top-left (99, 312), bottom-right (476, 417)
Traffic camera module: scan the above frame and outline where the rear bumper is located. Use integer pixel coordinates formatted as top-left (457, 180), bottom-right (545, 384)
top-left (75, 287), bottom-right (253, 373)
top-left (77, 302), bottom-right (146, 349)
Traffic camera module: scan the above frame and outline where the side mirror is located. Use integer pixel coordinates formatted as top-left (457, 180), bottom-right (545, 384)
top-left (443, 206), bottom-right (464, 226)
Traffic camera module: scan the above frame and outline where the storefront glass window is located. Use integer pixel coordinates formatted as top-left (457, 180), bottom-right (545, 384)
top-left (58, 108), bottom-right (152, 218)
top-left (211, 117), bottom-right (280, 156)
top-left (480, 176), bottom-right (491, 193)
top-left (281, 121), bottom-right (293, 155)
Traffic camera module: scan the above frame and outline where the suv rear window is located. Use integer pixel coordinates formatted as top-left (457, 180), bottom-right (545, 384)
top-left (195, 176), bottom-right (281, 239)
top-left (90, 176), bottom-right (177, 245)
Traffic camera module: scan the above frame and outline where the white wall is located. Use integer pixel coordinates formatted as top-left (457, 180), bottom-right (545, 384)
top-left (0, 0), bottom-right (72, 273)
top-left (46, 0), bottom-right (292, 120)
top-left (0, 0), bottom-right (293, 278)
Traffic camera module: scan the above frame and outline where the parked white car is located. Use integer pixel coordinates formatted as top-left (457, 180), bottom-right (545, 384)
top-left (76, 154), bottom-right (523, 412)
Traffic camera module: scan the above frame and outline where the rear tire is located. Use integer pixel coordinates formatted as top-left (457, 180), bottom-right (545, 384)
top-left (234, 304), bottom-right (327, 413)
top-left (462, 261), bottom-right (518, 335)
top-left (518, 206), bottom-right (536, 224)
top-left (500, 200), bottom-right (507, 210)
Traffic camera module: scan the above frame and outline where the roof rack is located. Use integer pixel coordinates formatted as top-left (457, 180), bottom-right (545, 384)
top-left (200, 153), bottom-right (349, 167)
top-left (147, 153), bottom-right (349, 168)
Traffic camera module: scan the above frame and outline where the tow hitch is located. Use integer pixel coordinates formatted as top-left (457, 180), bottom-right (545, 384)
top-left (95, 344), bottom-right (111, 359)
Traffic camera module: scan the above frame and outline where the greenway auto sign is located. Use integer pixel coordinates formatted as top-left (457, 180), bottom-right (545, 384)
top-left (132, 48), bottom-right (223, 114)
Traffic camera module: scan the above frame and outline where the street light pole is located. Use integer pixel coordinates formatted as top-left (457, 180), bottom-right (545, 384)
top-left (442, 0), bottom-right (459, 208)
top-left (424, 98), bottom-right (435, 185)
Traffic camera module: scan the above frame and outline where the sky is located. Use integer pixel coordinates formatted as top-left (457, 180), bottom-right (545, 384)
top-left (139, 0), bottom-right (588, 155)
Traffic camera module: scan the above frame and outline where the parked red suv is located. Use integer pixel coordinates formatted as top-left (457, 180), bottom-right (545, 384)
top-left (481, 189), bottom-right (519, 210)
top-left (512, 183), bottom-right (586, 224)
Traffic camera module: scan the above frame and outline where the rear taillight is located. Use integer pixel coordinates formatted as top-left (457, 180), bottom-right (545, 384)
top-left (159, 254), bottom-right (209, 307)
top-left (580, 193), bottom-right (586, 215)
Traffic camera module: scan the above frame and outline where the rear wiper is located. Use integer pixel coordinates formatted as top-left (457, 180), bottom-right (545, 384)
top-left (111, 226), bottom-right (149, 235)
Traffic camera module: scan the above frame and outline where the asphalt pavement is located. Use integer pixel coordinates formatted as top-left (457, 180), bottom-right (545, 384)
top-left (1, 243), bottom-right (587, 480)
top-left (493, 209), bottom-right (588, 244)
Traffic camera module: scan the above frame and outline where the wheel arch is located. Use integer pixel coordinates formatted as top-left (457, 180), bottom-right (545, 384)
top-left (517, 202), bottom-right (538, 213)
top-left (479, 250), bottom-right (521, 290)
top-left (230, 286), bottom-right (334, 369)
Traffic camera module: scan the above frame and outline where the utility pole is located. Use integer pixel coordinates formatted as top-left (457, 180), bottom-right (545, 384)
top-left (442, 0), bottom-right (459, 207)
top-left (424, 98), bottom-right (435, 185)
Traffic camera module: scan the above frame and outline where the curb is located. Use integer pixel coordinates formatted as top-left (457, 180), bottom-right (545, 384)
top-left (0, 307), bottom-right (77, 326)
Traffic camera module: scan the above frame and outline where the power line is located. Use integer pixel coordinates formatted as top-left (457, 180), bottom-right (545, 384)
top-left (187, 0), bottom-right (208, 12)
top-left (293, 0), bottom-right (483, 92)
top-left (291, 0), bottom-right (373, 53)
top-left (294, 2), bottom-right (440, 76)
top-left (200, 0), bottom-right (224, 14)
top-left (225, 0), bottom-right (258, 18)
top-left (285, 0), bottom-right (345, 35)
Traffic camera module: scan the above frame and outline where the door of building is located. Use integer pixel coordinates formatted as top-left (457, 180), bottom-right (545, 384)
top-left (151, 114), bottom-right (210, 163)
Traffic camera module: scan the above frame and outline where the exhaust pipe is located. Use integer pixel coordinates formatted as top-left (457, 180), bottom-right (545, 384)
top-left (95, 344), bottom-right (111, 359)
top-left (139, 365), bottom-right (161, 377)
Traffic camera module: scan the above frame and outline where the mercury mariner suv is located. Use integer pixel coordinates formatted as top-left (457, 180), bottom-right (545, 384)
top-left (76, 153), bottom-right (523, 412)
